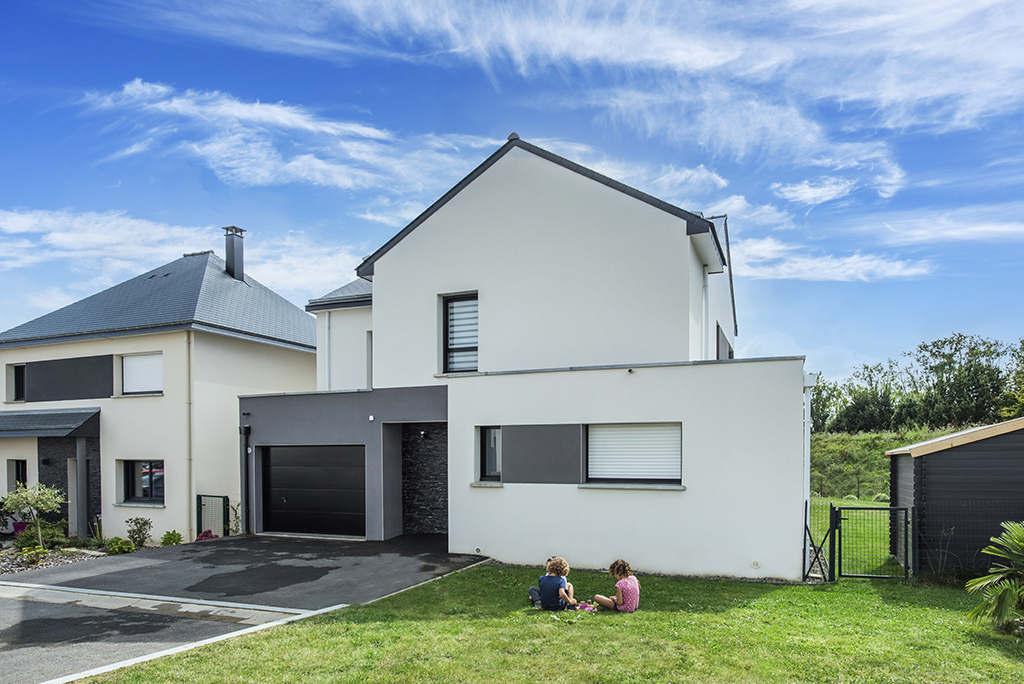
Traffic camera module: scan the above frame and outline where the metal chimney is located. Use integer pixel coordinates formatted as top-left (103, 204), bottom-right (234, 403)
top-left (223, 226), bottom-right (246, 281)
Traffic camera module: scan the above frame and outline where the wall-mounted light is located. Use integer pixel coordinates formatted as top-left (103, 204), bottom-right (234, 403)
top-left (369, 415), bottom-right (374, 421)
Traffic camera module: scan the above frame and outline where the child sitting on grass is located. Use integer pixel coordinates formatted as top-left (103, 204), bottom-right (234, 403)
top-left (593, 559), bottom-right (640, 612)
top-left (531, 556), bottom-right (579, 611)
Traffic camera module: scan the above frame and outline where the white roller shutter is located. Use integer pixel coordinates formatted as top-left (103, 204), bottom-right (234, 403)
top-left (122, 353), bottom-right (163, 394)
top-left (587, 423), bottom-right (681, 481)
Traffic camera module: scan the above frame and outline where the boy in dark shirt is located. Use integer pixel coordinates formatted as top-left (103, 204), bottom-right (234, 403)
top-left (533, 556), bottom-right (578, 610)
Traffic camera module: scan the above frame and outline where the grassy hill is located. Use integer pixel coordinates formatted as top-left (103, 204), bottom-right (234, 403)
top-left (810, 427), bottom-right (956, 500)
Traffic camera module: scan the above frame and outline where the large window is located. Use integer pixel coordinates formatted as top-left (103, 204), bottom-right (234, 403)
top-left (480, 426), bottom-right (501, 482)
top-left (122, 353), bottom-right (162, 394)
top-left (444, 294), bottom-right (478, 373)
top-left (124, 460), bottom-right (164, 503)
top-left (586, 423), bottom-right (681, 484)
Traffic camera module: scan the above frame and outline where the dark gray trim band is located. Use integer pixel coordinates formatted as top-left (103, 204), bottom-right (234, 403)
top-left (305, 296), bottom-right (372, 313)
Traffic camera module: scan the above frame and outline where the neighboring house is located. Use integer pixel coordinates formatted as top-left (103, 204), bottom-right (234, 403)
top-left (0, 228), bottom-right (316, 541)
top-left (887, 417), bottom-right (1024, 573)
top-left (240, 135), bottom-right (812, 579)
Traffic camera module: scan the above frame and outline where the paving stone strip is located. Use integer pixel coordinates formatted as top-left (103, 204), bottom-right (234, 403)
top-left (0, 581), bottom-right (306, 625)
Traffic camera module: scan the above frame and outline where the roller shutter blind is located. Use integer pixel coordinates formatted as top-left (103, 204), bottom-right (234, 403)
top-left (587, 423), bottom-right (681, 481)
top-left (122, 353), bottom-right (162, 394)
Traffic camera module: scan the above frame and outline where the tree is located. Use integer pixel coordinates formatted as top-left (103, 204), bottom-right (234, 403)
top-left (2, 483), bottom-right (67, 548)
top-left (911, 333), bottom-right (1006, 428)
top-left (1000, 338), bottom-right (1024, 420)
top-left (810, 376), bottom-right (841, 432)
top-left (827, 363), bottom-right (902, 433)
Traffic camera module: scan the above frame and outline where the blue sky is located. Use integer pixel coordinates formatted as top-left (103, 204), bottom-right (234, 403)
top-left (1, 1), bottom-right (1022, 380)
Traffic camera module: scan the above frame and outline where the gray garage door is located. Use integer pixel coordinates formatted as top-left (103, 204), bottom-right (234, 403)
top-left (263, 445), bottom-right (365, 536)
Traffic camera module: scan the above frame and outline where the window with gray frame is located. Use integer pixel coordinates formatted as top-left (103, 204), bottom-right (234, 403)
top-left (480, 426), bottom-right (501, 481)
top-left (123, 460), bottom-right (164, 503)
top-left (444, 294), bottom-right (478, 373)
top-left (12, 365), bottom-right (25, 402)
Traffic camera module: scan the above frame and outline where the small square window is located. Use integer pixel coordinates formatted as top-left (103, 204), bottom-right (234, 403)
top-left (122, 354), bottom-right (162, 394)
top-left (480, 426), bottom-right (501, 482)
top-left (124, 460), bottom-right (164, 503)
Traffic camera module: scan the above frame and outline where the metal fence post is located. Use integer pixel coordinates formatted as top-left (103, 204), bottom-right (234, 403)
top-left (828, 504), bottom-right (837, 583)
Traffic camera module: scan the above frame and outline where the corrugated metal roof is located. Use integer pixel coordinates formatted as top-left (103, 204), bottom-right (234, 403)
top-left (0, 408), bottom-right (100, 438)
top-left (0, 252), bottom-right (315, 351)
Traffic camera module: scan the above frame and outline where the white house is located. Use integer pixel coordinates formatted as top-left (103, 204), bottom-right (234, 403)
top-left (240, 135), bottom-right (812, 579)
top-left (0, 229), bottom-right (316, 541)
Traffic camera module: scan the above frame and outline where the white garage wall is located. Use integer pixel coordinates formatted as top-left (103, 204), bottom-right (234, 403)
top-left (447, 356), bottom-right (807, 580)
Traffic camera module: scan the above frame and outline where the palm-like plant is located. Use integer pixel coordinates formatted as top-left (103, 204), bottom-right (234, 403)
top-left (966, 521), bottom-right (1024, 629)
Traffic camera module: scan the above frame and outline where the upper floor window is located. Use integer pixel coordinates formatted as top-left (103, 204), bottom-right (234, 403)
top-left (444, 294), bottom-right (478, 373)
top-left (12, 365), bottom-right (25, 402)
top-left (122, 353), bottom-right (163, 395)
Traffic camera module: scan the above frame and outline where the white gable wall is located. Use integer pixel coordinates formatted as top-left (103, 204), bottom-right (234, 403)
top-left (371, 147), bottom-right (724, 388)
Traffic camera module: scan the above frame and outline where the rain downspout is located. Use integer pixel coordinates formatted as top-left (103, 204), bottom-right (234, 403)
top-left (186, 329), bottom-right (195, 540)
top-left (702, 265), bottom-right (710, 360)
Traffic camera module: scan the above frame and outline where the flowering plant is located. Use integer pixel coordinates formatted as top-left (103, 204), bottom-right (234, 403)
top-left (196, 529), bottom-right (219, 541)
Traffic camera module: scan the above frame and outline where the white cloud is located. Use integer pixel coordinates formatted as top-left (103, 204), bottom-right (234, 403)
top-left (705, 195), bottom-right (793, 230)
top-left (852, 203), bottom-right (1024, 245)
top-left (731, 236), bottom-right (932, 281)
top-left (771, 177), bottom-right (856, 205)
top-left (0, 207), bottom-right (364, 309)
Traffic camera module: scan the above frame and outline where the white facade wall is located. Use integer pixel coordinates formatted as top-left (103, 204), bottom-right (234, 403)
top-left (191, 332), bottom-right (316, 508)
top-left (315, 307), bottom-right (372, 391)
top-left (0, 330), bottom-right (314, 541)
top-left (370, 147), bottom-right (736, 388)
top-left (447, 357), bottom-right (806, 579)
top-left (0, 332), bottom-right (191, 540)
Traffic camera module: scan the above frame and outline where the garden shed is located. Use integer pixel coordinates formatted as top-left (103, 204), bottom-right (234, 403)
top-left (887, 417), bottom-right (1024, 574)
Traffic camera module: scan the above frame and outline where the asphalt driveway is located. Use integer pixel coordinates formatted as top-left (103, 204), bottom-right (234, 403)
top-left (0, 534), bottom-right (484, 684)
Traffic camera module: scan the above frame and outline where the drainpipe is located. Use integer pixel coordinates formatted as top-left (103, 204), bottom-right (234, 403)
top-left (186, 330), bottom-right (195, 541)
top-left (702, 265), bottom-right (710, 360)
top-left (803, 372), bottom-right (816, 505)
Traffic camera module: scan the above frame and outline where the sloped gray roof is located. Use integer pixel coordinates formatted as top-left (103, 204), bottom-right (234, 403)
top-left (0, 408), bottom-right (100, 438)
top-left (0, 252), bottom-right (315, 351)
top-left (306, 278), bottom-right (372, 312)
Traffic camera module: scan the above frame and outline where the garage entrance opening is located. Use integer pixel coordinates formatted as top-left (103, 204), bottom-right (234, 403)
top-left (263, 445), bottom-right (365, 536)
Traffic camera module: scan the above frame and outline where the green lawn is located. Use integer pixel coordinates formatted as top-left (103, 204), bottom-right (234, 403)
top-left (87, 565), bottom-right (1023, 684)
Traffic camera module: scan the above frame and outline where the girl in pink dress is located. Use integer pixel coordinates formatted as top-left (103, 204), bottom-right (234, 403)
top-left (593, 559), bottom-right (640, 612)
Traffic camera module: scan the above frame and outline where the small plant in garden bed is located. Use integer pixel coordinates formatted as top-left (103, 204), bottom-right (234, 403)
top-left (17, 545), bottom-right (49, 565)
top-left (126, 517), bottom-right (153, 548)
top-left (13, 519), bottom-right (68, 551)
top-left (161, 530), bottom-right (183, 546)
top-left (104, 537), bottom-right (135, 555)
top-left (195, 529), bottom-right (219, 541)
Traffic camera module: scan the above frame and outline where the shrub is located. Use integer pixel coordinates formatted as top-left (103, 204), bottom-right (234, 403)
top-left (126, 517), bottom-right (153, 548)
top-left (872, 492), bottom-right (890, 503)
top-left (161, 530), bottom-right (183, 547)
top-left (13, 519), bottom-right (69, 551)
top-left (105, 537), bottom-right (136, 555)
top-left (2, 483), bottom-right (67, 549)
top-left (966, 520), bottom-right (1024, 632)
top-left (17, 545), bottom-right (49, 564)
top-left (842, 494), bottom-right (858, 500)
top-left (195, 529), bottom-right (219, 541)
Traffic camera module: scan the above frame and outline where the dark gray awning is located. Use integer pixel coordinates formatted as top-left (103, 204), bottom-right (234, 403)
top-left (0, 408), bottom-right (100, 438)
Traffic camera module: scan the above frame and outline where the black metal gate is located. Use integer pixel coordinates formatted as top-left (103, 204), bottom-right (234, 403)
top-left (804, 503), bottom-right (912, 581)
